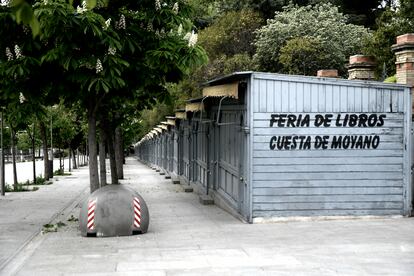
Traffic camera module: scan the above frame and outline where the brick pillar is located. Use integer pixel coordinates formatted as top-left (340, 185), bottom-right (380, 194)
top-left (391, 33), bottom-right (414, 85)
top-left (348, 55), bottom-right (376, 80)
top-left (317, 69), bottom-right (338, 78)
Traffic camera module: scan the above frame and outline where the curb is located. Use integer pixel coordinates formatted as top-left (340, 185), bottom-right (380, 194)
top-left (0, 180), bottom-right (89, 275)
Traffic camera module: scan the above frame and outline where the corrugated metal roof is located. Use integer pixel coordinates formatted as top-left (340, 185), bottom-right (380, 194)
top-left (203, 71), bottom-right (411, 90)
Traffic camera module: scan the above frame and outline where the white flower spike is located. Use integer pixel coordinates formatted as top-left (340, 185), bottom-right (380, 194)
top-left (188, 31), bottom-right (198, 47)
top-left (19, 92), bottom-right (26, 104)
top-left (108, 47), bottom-right (116, 55)
top-left (172, 2), bottom-right (179, 14)
top-left (0, 0), bottom-right (10, 7)
top-left (119, 14), bottom-right (126, 29)
top-left (96, 59), bottom-right (103, 74)
top-left (77, 1), bottom-right (87, 14)
top-left (177, 24), bottom-right (183, 36)
top-left (14, 45), bottom-right (23, 59)
top-left (104, 18), bottom-right (111, 30)
top-left (155, 0), bottom-right (161, 11)
top-left (5, 47), bottom-right (13, 61)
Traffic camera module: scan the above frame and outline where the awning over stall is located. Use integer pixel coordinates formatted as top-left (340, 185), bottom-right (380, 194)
top-left (202, 82), bottom-right (239, 99)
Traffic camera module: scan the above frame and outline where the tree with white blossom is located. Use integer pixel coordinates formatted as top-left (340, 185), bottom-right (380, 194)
top-left (254, 3), bottom-right (371, 75)
top-left (1, 0), bottom-right (207, 192)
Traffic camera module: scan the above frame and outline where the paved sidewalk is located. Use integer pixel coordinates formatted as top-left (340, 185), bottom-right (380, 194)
top-left (0, 166), bottom-right (90, 273)
top-left (1, 158), bottom-right (414, 275)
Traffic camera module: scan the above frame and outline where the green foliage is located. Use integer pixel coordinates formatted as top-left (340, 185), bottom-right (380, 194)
top-left (321, 0), bottom-right (386, 27)
top-left (364, 2), bottom-right (414, 78)
top-left (186, 0), bottom-right (218, 28)
top-left (16, 131), bottom-right (31, 151)
top-left (2, 0), bottom-right (208, 191)
top-left (34, 176), bottom-right (49, 185)
top-left (217, 0), bottom-right (313, 20)
top-left (5, 183), bottom-right (38, 192)
top-left (54, 169), bottom-right (71, 176)
top-left (279, 37), bottom-right (327, 75)
top-left (222, 53), bottom-right (255, 74)
top-left (42, 221), bottom-right (66, 233)
top-left (191, 9), bottom-right (261, 82)
top-left (67, 214), bottom-right (78, 222)
top-left (16, 128), bottom-right (41, 150)
top-left (254, 3), bottom-right (371, 76)
top-left (49, 104), bottom-right (77, 149)
top-left (384, 75), bottom-right (396, 83)
top-left (199, 9), bottom-right (263, 59)
top-left (9, 0), bottom-right (40, 36)
top-left (136, 103), bottom-right (175, 139)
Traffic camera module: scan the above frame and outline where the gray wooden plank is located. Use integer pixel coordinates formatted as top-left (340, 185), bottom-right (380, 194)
top-left (219, 160), bottom-right (238, 176)
top-left (311, 83), bottom-right (319, 112)
top-left (259, 79), bottom-right (267, 112)
top-left (267, 80), bottom-right (274, 112)
top-left (376, 88), bottom-right (385, 112)
top-left (318, 83), bottom-right (327, 112)
top-left (289, 82), bottom-right (297, 112)
top-left (253, 112), bottom-right (404, 120)
top-left (253, 119), bottom-right (404, 128)
top-left (398, 91), bottom-right (405, 112)
top-left (253, 134), bottom-right (402, 143)
top-left (253, 179), bottom-right (403, 188)
top-left (303, 81), bottom-right (312, 112)
top-left (340, 85), bottom-right (348, 112)
top-left (253, 209), bottom-right (403, 217)
top-left (253, 194), bottom-right (403, 203)
top-left (276, 81), bottom-right (283, 111)
top-left (232, 175), bottom-right (238, 201)
top-left (355, 86), bottom-right (363, 112)
top-left (347, 86), bottom-right (355, 112)
top-left (253, 202), bottom-right (403, 211)
top-left (332, 85), bottom-right (341, 112)
top-left (253, 172), bottom-right (402, 181)
top-left (281, 81), bottom-right (289, 112)
top-left (253, 127), bottom-right (403, 135)
top-left (252, 157), bottom-right (403, 165)
top-left (252, 164), bottom-right (402, 173)
top-left (383, 89), bottom-right (391, 112)
top-left (362, 87), bottom-right (369, 112)
top-left (391, 92), bottom-right (399, 112)
top-left (226, 171), bottom-right (232, 197)
top-left (296, 82), bottom-right (304, 112)
top-left (253, 142), bottom-right (402, 150)
top-left (253, 186), bottom-right (403, 196)
top-left (253, 78), bottom-right (260, 112)
top-left (253, 149), bottom-right (403, 158)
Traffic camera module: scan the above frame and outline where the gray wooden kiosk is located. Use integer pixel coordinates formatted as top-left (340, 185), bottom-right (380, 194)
top-left (137, 71), bottom-right (413, 222)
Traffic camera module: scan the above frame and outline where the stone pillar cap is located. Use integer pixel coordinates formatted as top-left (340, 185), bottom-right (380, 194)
top-left (317, 69), bottom-right (338, 78)
top-left (396, 33), bottom-right (414, 44)
top-left (349, 55), bottom-right (375, 65)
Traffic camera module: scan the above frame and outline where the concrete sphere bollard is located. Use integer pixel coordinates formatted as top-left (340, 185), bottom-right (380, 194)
top-left (79, 185), bottom-right (149, 237)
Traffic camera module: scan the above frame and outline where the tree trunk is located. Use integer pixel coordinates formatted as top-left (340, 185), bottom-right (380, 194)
top-left (73, 148), bottom-right (77, 169)
top-left (59, 147), bottom-right (62, 173)
top-left (39, 122), bottom-right (50, 180)
top-left (99, 124), bottom-right (107, 187)
top-left (11, 130), bottom-right (17, 190)
top-left (88, 109), bottom-right (100, 193)
top-left (69, 146), bottom-right (72, 172)
top-left (102, 118), bottom-right (118, 184)
top-left (32, 130), bottom-right (36, 184)
top-left (1, 111), bottom-right (4, 196)
top-left (114, 126), bottom-right (124, 179)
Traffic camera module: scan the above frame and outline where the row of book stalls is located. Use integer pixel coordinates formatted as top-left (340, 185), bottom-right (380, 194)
top-left (135, 69), bottom-right (413, 223)
top-left (136, 77), bottom-right (249, 220)
top-left (134, 32), bottom-right (414, 223)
